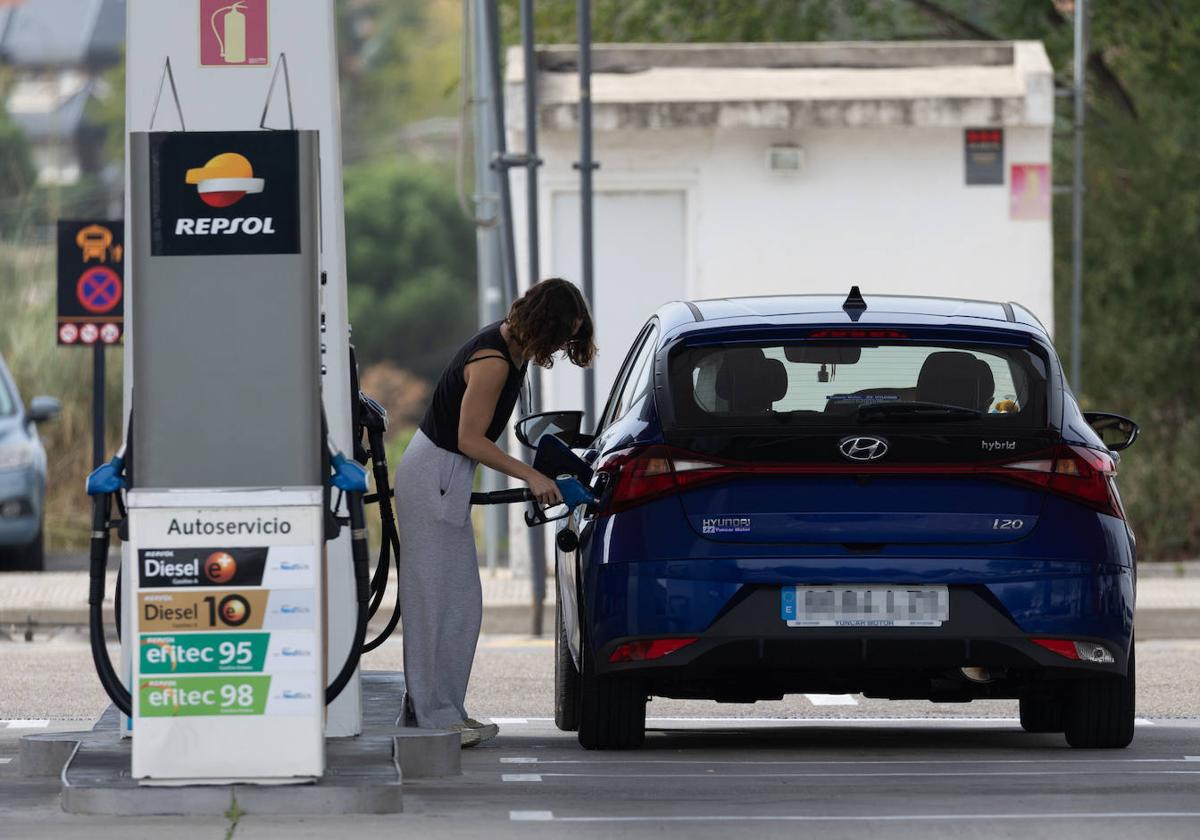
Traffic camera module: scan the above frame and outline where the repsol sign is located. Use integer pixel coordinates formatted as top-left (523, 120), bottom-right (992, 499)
top-left (174, 217), bottom-right (277, 236)
top-left (148, 130), bottom-right (300, 257)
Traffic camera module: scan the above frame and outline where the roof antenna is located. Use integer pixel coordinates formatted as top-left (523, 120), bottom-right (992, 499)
top-left (842, 286), bottom-right (867, 322)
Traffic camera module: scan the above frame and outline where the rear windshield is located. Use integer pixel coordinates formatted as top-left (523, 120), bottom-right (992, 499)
top-left (668, 341), bottom-right (1047, 429)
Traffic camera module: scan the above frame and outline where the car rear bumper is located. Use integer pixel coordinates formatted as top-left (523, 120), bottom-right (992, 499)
top-left (584, 559), bottom-right (1134, 690)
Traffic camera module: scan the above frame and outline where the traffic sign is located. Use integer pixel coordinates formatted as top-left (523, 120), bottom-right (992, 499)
top-left (58, 220), bottom-right (124, 345)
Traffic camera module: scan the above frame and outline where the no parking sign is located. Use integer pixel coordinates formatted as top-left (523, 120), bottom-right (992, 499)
top-left (57, 220), bottom-right (124, 346)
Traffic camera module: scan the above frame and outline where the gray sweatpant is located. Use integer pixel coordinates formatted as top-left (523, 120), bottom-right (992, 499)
top-left (395, 428), bottom-right (482, 729)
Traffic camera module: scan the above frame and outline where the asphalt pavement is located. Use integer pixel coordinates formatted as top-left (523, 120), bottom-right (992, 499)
top-left (2, 560), bottom-right (1198, 837)
top-left (0, 634), bottom-right (1199, 838)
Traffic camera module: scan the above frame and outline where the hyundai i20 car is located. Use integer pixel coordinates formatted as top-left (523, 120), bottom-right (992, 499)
top-left (523, 291), bottom-right (1139, 751)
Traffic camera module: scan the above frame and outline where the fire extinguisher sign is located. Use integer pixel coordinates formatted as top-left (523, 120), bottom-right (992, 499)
top-left (200, 0), bottom-right (269, 67)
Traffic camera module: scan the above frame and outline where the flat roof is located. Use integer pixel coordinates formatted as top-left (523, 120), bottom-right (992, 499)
top-left (508, 41), bottom-right (1054, 132)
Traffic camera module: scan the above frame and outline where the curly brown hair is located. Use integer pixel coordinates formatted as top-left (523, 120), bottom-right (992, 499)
top-left (506, 278), bottom-right (596, 368)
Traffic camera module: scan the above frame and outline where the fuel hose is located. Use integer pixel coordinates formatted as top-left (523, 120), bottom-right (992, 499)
top-left (325, 487), bottom-right (371, 705)
top-left (88, 492), bottom-right (131, 717)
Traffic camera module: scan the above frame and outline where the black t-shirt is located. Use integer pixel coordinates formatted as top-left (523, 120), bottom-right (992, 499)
top-left (418, 322), bottom-right (527, 454)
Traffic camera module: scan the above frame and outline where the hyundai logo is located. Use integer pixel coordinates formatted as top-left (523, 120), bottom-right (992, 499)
top-left (839, 435), bottom-right (889, 461)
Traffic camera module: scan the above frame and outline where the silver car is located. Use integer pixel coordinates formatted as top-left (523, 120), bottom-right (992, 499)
top-left (0, 355), bottom-right (59, 570)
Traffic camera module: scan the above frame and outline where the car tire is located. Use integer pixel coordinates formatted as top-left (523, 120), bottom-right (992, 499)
top-left (1064, 641), bottom-right (1136, 749)
top-left (577, 631), bottom-right (647, 750)
top-left (554, 595), bottom-right (580, 732)
top-left (8, 527), bottom-right (45, 572)
top-left (1019, 690), bottom-right (1065, 733)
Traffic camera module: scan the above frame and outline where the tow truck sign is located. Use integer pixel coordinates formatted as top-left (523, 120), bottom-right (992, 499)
top-left (56, 220), bottom-right (124, 345)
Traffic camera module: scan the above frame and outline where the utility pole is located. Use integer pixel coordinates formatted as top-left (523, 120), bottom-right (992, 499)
top-left (575, 0), bottom-right (597, 428)
top-left (519, 0), bottom-right (547, 635)
top-left (1070, 0), bottom-right (1086, 391)
top-left (470, 0), bottom-right (505, 572)
top-left (479, 0), bottom-right (548, 632)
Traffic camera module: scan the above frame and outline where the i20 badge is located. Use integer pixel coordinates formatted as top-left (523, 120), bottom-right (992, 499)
top-left (839, 435), bottom-right (889, 461)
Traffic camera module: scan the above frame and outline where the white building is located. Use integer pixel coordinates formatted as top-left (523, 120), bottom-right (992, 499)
top-left (506, 41), bottom-right (1056, 417)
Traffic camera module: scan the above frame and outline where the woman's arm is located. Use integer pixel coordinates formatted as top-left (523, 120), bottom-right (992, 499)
top-left (458, 355), bottom-right (563, 505)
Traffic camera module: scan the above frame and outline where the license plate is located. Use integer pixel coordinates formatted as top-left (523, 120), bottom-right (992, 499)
top-left (781, 586), bottom-right (949, 627)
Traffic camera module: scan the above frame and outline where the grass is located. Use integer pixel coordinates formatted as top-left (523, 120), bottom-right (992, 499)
top-left (0, 242), bottom-right (124, 551)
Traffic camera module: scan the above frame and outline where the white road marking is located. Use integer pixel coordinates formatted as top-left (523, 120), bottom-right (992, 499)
top-left (524, 769), bottom-right (1200, 780)
top-left (640, 716), bottom-right (1159, 726)
top-left (4, 720), bottom-right (48, 729)
top-left (500, 757), bottom-right (539, 764)
top-left (502, 774), bottom-right (543, 782)
top-left (0, 758), bottom-right (11, 764)
top-left (481, 716), bottom-right (1162, 726)
top-left (510, 811), bottom-right (554, 821)
top-left (805, 694), bottom-right (859, 706)
top-left (511, 811), bottom-right (1200, 824)
top-left (650, 716), bottom-right (1018, 724)
top-left (499, 757), bottom-right (1195, 767)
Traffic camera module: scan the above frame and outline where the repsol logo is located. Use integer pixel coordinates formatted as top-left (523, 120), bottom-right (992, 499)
top-left (174, 217), bottom-right (277, 236)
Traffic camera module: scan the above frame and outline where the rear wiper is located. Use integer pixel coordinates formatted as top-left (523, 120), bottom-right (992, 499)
top-left (856, 401), bottom-right (982, 422)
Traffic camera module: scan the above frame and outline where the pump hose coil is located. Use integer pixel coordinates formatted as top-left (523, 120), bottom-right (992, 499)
top-left (324, 487), bottom-right (371, 705)
top-left (88, 492), bottom-right (131, 717)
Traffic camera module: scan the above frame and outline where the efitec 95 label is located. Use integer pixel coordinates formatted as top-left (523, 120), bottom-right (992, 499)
top-left (139, 632), bottom-right (269, 674)
top-left (138, 675), bottom-right (270, 717)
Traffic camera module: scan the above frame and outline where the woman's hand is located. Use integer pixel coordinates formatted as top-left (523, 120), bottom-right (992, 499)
top-left (527, 472), bottom-right (563, 506)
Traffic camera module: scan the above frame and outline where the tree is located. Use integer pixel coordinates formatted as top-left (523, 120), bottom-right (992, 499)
top-left (501, 0), bottom-right (1200, 558)
top-left (343, 159), bottom-right (478, 382)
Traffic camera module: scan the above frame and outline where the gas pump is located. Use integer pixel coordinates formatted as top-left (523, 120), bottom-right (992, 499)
top-left (82, 0), bottom-right (590, 788)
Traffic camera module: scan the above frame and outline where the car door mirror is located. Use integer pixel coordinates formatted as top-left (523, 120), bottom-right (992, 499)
top-left (514, 410), bottom-right (592, 450)
top-left (26, 395), bottom-right (61, 425)
top-left (1083, 411), bottom-right (1139, 452)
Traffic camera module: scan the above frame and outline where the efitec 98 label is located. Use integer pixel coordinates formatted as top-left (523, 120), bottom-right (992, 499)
top-left (138, 675), bottom-right (270, 717)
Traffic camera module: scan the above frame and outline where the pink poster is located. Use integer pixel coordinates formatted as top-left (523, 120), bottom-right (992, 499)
top-left (1010, 163), bottom-right (1050, 220)
top-left (200, 0), bottom-right (269, 67)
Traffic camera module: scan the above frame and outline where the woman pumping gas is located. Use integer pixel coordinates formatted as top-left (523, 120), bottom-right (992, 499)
top-left (395, 278), bottom-right (596, 746)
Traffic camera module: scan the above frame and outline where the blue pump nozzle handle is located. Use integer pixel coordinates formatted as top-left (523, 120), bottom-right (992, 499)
top-left (86, 455), bottom-right (126, 496)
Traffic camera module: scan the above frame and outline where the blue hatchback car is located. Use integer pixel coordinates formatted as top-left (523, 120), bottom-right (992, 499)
top-left (520, 291), bottom-right (1139, 751)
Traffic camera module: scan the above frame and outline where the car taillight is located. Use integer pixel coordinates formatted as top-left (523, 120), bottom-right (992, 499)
top-left (609, 637), bottom-right (698, 663)
top-left (594, 443), bottom-right (1125, 519)
top-left (595, 446), bottom-right (725, 515)
top-left (1001, 444), bottom-right (1124, 519)
top-left (1031, 637), bottom-right (1115, 664)
top-left (808, 329), bottom-right (909, 339)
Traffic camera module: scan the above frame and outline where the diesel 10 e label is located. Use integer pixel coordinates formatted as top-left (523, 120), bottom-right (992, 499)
top-left (138, 590), bottom-right (315, 632)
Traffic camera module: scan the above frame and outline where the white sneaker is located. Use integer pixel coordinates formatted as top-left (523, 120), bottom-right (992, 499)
top-left (449, 722), bottom-right (484, 748)
top-left (464, 717), bottom-right (499, 744)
